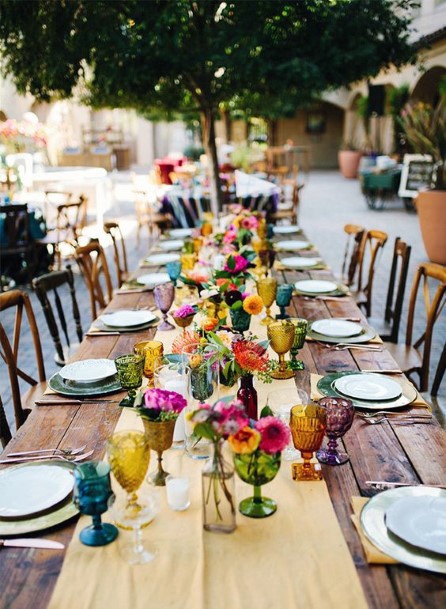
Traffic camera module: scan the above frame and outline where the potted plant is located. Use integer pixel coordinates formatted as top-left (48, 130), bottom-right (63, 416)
top-left (399, 84), bottom-right (446, 264)
top-left (338, 141), bottom-right (363, 179)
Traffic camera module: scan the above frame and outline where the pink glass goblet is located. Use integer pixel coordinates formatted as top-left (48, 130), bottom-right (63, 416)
top-left (316, 397), bottom-right (354, 465)
top-left (154, 283), bottom-right (175, 331)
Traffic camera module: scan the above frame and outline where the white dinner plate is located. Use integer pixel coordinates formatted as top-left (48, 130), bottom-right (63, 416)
top-left (295, 280), bottom-right (338, 294)
top-left (334, 373), bottom-right (402, 401)
top-left (273, 225), bottom-right (301, 234)
top-left (281, 256), bottom-right (322, 269)
top-left (386, 496), bottom-right (446, 555)
top-left (59, 359), bottom-right (117, 383)
top-left (311, 319), bottom-right (363, 338)
top-left (276, 240), bottom-right (311, 251)
top-left (158, 240), bottom-right (183, 251)
top-left (136, 272), bottom-right (171, 288)
top-left (100, 310), bottom-right (156, 328)
top-left (0, 464), bottom-right (74, 518)
top-left (169, 228), bottom-right (193, 238)
top-left (143, 253), bottom-right (181, 266)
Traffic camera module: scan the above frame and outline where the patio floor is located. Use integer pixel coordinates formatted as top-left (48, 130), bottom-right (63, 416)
top-left (0, 169), bottom-right (444, 440)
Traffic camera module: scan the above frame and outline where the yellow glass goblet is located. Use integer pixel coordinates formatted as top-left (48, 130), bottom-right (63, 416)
top-left (134, 340), bottom-right (164, 386)
top-left (257, 277), bottom-right (278, 325)
top-left (290, 404), bottom-right (327, 481)
top-left (267, 320), bottom-right (295, 379)
top-left (107, 430), bottom-right (151, 520)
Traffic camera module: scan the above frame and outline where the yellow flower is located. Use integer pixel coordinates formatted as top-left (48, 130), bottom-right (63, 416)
top-left (243, 294), bottom-right (263, 315)
top-left (228, 427), bottom-right (261, 454)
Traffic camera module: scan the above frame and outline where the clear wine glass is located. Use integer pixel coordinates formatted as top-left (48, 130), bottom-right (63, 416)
top-left (267, 388), bottom-right (309, 461)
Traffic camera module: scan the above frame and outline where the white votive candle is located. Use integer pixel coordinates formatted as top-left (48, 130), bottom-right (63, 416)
top-left (166, 476), bottom-right (190, 511)
top-left (164, 378), bottom-right (187, 442)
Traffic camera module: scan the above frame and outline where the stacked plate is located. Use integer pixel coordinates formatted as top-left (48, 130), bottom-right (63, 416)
top-left (361, 486), bottom-right (446, 573)
top-left (158, 240), bottom-right (183, 251)
top-left (97, 310), bottom-right (158, 332)
top-left (142, 253), bottom-right (180, 266)
top-left (169, 227), bottom-right (193, 238)
top-left (308, 318), bottom-right (376, 344)
top-left (295, 280), bottom-right (346, 296)
top-left (48, 358), bottom-right (121, 397)
top-left (280, 256), bottom-right (323, 270)
top-left (275, 240), bottom-right (311, 252)
top-left (136, 272), bottom-right (171, 288)
top-left (317, 372), bottom-right (418, 410)
top-left (0, 461), bottom-right (79, 535)
top-left (273, 225), bottom-right (301, 235)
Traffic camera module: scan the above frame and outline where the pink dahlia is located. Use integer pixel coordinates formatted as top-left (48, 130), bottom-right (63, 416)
top-left (143, 388), bottom-right (187, 414)
top-left (224, 254), bottom-right (250, 274)
top-left (255, 416), bottom-right (290, 454)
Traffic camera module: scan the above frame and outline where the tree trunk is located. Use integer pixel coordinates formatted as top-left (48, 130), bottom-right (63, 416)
top-left (201, 107), bottom-right (223, 216)
top-left (267, 119), bottom-right (278, 146)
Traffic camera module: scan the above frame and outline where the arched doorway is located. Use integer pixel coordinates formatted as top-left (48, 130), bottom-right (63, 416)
top-left (411, 66), bottom-right (446, 106)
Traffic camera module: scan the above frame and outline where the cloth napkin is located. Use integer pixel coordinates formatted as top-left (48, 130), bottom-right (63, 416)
top-left (350, 497), bottom-right (398, 564)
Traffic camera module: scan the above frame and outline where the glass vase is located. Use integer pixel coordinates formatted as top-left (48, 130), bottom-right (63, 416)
top-left (237, 373), bottom-right (258, 420)
top-left (202, 441), bottom-right (236, 533)
top-left (234, 450), bottom-right (281, 518)
top-left (230, 308), bottom-right (251, 333)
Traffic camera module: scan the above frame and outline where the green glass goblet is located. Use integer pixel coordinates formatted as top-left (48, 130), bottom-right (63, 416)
top-left (115, 353), bottom-right (145, 407)
top-left (234, 450), bottom-right (281, 518)
top-left (289, 318), bottom-right (308, 371)
top-left (275, 284), bottom-right (294, 319)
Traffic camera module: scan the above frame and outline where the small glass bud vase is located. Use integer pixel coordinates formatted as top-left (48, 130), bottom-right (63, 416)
top-left (202, 441), bottom-right (236, 534)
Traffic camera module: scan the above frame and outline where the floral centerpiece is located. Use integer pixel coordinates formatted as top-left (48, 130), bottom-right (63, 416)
top-left (224, 288), bottom-right (263, 333)
top-left (213, 248), bottom-right (256, 288)
top-left (137, 388), bottom-right (187, 485)
top-left (171, 303), bottom-right (198, 333)
top-left (0, 118), bottom-right (48, 154)
top-left (229, 407), bottom-right (290, 518)
top-left (189, 398), bottom-right (249, 532)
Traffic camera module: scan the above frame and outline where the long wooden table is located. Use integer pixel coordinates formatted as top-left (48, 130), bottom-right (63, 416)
top-left (1, 246), bottom-right (446, 609)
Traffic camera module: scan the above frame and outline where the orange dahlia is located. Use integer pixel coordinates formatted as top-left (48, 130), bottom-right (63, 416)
top-left (171, 330), bottom-right (200, 354)
top-left (228, 426), bottom-right (261, 454)
top-left (243, 294), bottom-right (263, 315)
top-left (233, 340), bottom-right (269, 374)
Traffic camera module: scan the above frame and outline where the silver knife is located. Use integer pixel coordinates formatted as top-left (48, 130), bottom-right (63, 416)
top-left (0, 538), bottom-right (65, 550)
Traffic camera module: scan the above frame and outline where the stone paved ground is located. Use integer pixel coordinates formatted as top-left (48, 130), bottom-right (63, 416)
top-left (0, 169), bottom-right (444, 441)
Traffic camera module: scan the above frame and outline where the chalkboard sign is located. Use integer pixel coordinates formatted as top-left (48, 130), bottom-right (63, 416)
top-left (398, 154), bottom-right (434, 198)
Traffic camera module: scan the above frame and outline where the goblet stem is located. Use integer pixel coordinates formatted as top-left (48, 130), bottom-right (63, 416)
top-left (133, 523), bottom-right (144, 557)
top-left (278, 353), bottom-right (286, 373)
top-left (92, 514), bottom-right (102, 530)
top-left (253, 484), bottom-right (262, 504)
top-left (151, 450), bottom-right (169, 486)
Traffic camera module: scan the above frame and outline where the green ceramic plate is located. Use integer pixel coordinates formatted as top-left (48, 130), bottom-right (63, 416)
top-left (91, 316), bottom-right (160, 333)
top-left (317, 372), bottom-right (417, 410)
top-left (48, 372), bottom-right (122, 397)
top-left (0, 461), bottom-right (79, 536)
top-left (360, 486), bottom-right (446, 574)
top-left (307, 324), bottom-right (377, 344)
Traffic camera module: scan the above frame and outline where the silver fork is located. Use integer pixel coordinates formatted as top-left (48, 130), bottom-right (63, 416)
top-left (358, 410), bottom-right (432, 419)
top-left (332, 344), bottom-right (383, 351)
top-left (7, 444), bottom-right (87, 458)
top-left (0, 449), bottom-right (94, 464)
top-left (358, 414), bottom-right (432, 425)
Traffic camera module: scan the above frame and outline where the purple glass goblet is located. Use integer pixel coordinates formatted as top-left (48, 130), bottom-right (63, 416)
top-left (154, 283), bottom-right (175, 331)
top-left (316, 397), bottom-right (354, 465)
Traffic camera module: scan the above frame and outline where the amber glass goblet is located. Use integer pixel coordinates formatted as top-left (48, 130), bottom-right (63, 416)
top-left (257, 277), bottom-right (278, 325)
top-left (316, 397), bottom-right (354, 465)
top-left (289, 318), bottom-right (308, 371)
top-left (133, 340), bottom-right (164, 386)
top-left (267, 320), bottom-right (295, 379)
top-left (290, 404), bottom-right (327, 481)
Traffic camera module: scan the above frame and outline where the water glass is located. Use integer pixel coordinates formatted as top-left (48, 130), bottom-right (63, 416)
top-left (166, 260), bottom-right (182, 287)
top-left (154, 363), bottom-right (188, 445)
top-left (166, 475), bottom-right (190, 511)
top-left (267, 388), bottom-right (308, 460)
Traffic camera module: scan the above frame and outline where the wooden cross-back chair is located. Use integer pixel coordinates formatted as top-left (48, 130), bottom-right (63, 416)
top-left (367, 237), bottom-right (412, 343)
top-left (0, 395), bottom-right (12, 449)
top-left (103, 221), bottom-right (129, 287)
top-left (0, 290), bottom-right (46, 430)
top-left (0, 203), bottom-right (36, 288)
top-left (354, 229), bottom-right (388, 317)
top-left (269, 177), bottom-right (303, 226)
top-left (341, 224), bottom-right (366, 287)
top-left (38, 193), bottom-right (88, 269)
top-left (134, 189), bottom-right (172, 245)
top-left (74, 241), bottom-right (114, 320)
top-left (386, 262), bottom-right (446, 392)
top-left (32, 265), bottom-right (83, 366)
top-left (431, 341), bottom-right (446, 397)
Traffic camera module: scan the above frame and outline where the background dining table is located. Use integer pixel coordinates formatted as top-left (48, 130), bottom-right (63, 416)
top-left (1, 231), bottom-right (446, 609)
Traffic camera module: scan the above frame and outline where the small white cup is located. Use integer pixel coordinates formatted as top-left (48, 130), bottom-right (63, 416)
top-left (166, 476), bottom-right (190, 511)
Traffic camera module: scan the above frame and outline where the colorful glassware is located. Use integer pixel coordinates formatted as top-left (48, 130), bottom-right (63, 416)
top-left (316, 397), bottom-right (355, 465)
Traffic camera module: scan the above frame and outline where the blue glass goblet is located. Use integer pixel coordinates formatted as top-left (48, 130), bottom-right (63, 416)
top-left (73, 461), bottom-right (118, 547)
top-left (276, 284), bottom-right (294, 319)
top-left (166, 260), bottom-right (182, 287)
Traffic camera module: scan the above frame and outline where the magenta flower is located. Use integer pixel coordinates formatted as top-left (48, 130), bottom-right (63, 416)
top-left (255, 416), bottom-right (290, 454)
top-left (142, 388), bottom-right (187, 421)
top-left (173, 304), bottom-right (196, 318)
top-left (224, 254), bottom-right (250, 274)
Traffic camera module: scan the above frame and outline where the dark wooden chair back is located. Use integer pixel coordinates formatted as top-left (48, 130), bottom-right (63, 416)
top-left (341, 224), bottom-right (365, 287)
top-left (405, 262), bottom-right (446, 392)
top-left (0, 203), bottom-right (37, 288)
top-left (0, 395), bottom-right (12, 449)
top-left (431, 341), bottom-right (446, 397)
top-left (0, 289), bottom-right (45, 429)
top-left (382, 237), bottom-right (412, 343)
top-left (33, 265), bottom-right (83, 366)
top-left (74, 241), bottom-right (114, 320)
top-left (103, 221), bottom-right (129, 287)
top-left (357, 229), bottom-right (388, 316)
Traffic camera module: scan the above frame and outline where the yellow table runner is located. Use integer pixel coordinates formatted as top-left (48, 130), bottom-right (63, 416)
top-left (47, 305), bottom-right (369, 609)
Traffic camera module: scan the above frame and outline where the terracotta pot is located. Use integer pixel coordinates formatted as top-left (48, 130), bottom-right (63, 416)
top-left (338, 150), bottom-right (363, 179)
top-left (415, 190), bottom-right (446, 265)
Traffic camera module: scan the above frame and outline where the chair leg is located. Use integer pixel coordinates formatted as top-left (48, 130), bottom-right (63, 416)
top-left (431, 342), bottom-right (446, 397)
